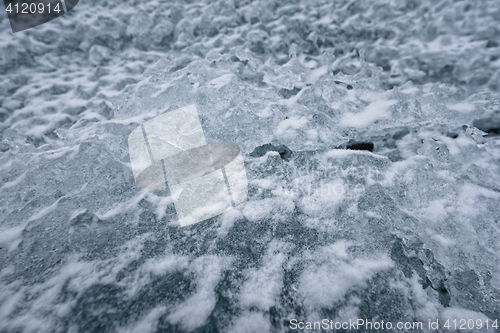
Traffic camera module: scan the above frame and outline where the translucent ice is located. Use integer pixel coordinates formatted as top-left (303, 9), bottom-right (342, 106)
top-left (1, 0), bottom-right (500, 332)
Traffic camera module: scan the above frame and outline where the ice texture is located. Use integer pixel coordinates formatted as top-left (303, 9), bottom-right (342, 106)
top-left (1, 0), bottom-right (500, 332)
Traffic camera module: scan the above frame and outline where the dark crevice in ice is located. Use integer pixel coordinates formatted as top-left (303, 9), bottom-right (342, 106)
top-left (346, 142), bottom-right (375, 152)
top-left (473, 114), bottom-right (500, 135)
top-left (432, 280), bottom-right (451, 308)
top-left (334, 80), bottom-right (354, 90)
top-left (250, 143), bottom-right (293, 161)
top-left (278, 87), bottom-right (302, 99)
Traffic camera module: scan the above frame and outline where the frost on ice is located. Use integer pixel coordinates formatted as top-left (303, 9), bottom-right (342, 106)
top-left (1, 0), bottom-right (500, 332)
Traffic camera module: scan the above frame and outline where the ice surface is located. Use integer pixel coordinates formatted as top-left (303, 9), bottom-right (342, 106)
top-left (1, 0), bottom-right (500, 332)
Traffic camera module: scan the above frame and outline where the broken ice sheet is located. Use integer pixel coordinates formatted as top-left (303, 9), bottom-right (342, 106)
top-left (2, 0), bottom-right (500, 331)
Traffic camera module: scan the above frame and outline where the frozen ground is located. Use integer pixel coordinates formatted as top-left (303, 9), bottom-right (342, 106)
top-left (1, 0), bottom-right (500, 332)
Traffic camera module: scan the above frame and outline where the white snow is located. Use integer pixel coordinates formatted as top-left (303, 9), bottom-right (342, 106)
top-left (340, 99), bottom-right (397, 128)
top-left (299, 242), bottom-right (394, 309)
top-left (1, 0), bottom-right (500, 330)
top-left (446, 102), bottom-right (476, 113)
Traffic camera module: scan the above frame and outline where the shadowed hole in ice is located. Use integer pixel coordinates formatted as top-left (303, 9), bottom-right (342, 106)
top-left (473, 115), bottom-right (500, 135)
top-left (249, 143), bottom-right (293, 161)
top-left (346, 142), bottom-right (374, 152)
